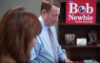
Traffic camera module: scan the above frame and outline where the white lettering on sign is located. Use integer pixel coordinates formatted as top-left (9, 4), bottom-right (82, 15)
top-left (68, 14), bottom-right (93, 21)
top-left (68, 3), bottom-right (93, 14)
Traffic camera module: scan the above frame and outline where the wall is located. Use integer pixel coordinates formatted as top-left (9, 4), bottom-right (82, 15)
top-left (0, 0), bottom-right (42, 19)
top-left (0, 0), bottom-right (58, 33)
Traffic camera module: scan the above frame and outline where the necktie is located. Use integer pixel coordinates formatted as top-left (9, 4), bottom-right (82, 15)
top-left (48, 27), bottom-right (59, 63)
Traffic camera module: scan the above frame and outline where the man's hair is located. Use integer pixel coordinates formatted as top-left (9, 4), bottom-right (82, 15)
top-left (41, 0), bottom-right (61, 14)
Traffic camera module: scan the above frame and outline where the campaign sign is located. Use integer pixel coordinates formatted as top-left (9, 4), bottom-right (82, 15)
top-left (66, 0), bottom-right (96, 24)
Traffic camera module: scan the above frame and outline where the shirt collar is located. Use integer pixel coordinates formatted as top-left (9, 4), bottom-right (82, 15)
top-left (38, 16), bottom-right (49, 30)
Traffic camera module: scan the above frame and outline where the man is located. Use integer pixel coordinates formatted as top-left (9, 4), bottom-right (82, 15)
top-left (30, 0), bottom-right (73, 63)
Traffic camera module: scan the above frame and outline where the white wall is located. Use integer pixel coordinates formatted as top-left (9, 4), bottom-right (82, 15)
top-left (0, 0), bottom-right (42, 19)
top-left (0, 0), bottom-right (58, 33)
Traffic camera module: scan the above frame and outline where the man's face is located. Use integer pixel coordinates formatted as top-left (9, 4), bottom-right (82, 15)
top-left (45, 5), bottom-right (60, 26)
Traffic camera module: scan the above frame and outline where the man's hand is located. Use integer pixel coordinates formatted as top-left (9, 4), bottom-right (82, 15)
top-left (64, 58), bottom-right (73, 63)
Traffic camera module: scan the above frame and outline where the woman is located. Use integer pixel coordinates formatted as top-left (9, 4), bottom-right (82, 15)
top-left (0, 6), bottom-right (42, 63)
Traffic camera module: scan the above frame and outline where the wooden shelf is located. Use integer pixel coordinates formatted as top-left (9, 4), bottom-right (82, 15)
top-left (61, 45), bottom-right (100, 48)
top-left (58, 2), bottom-right (100, 62)
top-left (59, 23), bottom-right (100, 25)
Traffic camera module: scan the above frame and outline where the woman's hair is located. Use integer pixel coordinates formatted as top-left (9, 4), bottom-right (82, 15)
top-left (0, 6), bottom-right (42, 63)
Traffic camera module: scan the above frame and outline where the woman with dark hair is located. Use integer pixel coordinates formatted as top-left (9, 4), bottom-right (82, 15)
top-left (0, 6), bottom-right (42, 63)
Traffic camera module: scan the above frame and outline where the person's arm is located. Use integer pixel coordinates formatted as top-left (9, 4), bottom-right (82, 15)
top-left (30, 36), bottom-right (41, 63)
top-left (53, 26), bottom-right (73, 63)
top-left (64, 58), bottom-right (73, 63)
top-left (56, 38), bottom-right (67, 63)
top-left (52, 27), bottom-right (66, 63)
